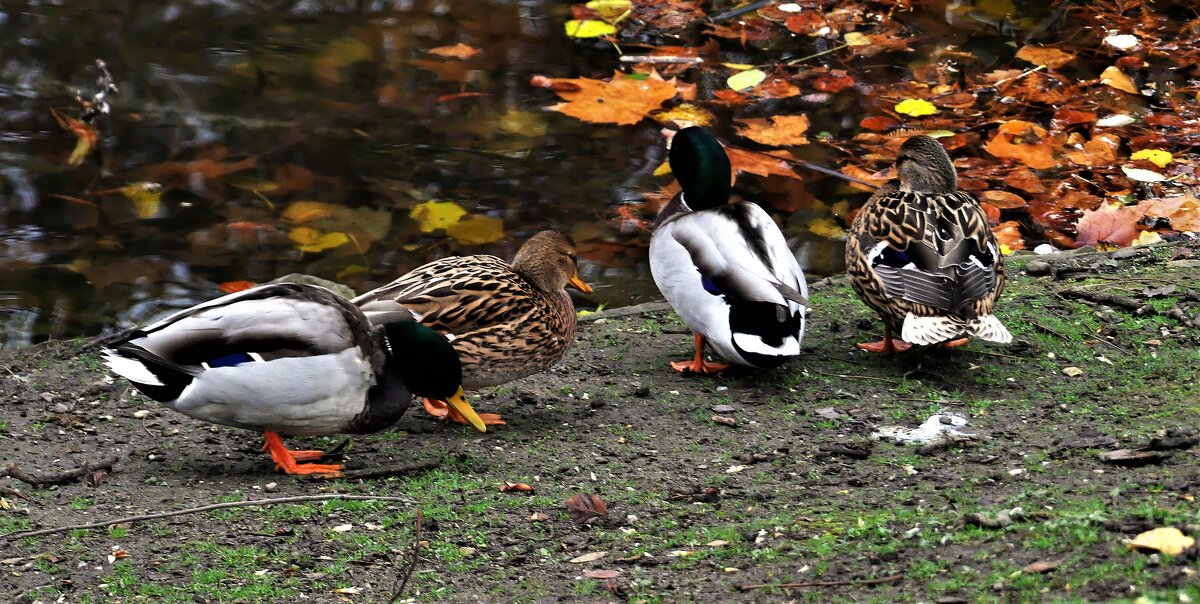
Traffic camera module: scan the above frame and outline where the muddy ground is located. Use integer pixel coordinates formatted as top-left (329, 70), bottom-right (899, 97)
top-left (2, 243), bottom-right (1199, 603)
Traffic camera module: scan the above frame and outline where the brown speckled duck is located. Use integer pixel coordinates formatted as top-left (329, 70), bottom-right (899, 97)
top-left (353, 230), bottom-right (592, 428)
top-left (845, 135), bottom-right (1012, 353)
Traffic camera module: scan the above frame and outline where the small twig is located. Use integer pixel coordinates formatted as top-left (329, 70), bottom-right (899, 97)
top-left (1060, 288), bottom-right (1154, 315)
top-left (619, 55), bottom-right (703, 64)
top-left (389, 510), bottom-right (424, 604)
top-left (739, 573), bottom-right (903, 591)
top-left (786, 43), bottom-right (850, 65)
top-left (1, 494), bottom-right (410, 541)
top-left (0, 456), bottom-right (119, 487)
top-left (804, 367), bottom-right (899, 384)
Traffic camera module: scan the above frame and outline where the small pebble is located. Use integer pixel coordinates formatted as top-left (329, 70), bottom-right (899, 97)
top-left (132, 410), bottom-right (150, 419)
top-left (264, 482), bottom-right (278, 492)
top-left (1025, 260), bottom-right (1052, 276)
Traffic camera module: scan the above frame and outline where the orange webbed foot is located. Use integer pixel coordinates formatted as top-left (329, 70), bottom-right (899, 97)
top-left (262, 432), bottom-right (343, 478)
top-left (423, 398), bottom-right (506, 427)
top-left (856, 339), bottom-right (913, 354)
top-left (934, 337), bottom-right (970, 349)
top-left (670, 359), bottom-right (731, 375)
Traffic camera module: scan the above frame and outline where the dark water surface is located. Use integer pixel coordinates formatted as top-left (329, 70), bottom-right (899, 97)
top-left (0, 1), bottom-right (1028, 349)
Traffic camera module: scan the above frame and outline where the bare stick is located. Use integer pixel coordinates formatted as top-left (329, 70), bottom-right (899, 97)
top-left (619, 55), bottom-right (703, 64)
top-left (1, 494), bottom-right (410, 541)
top-left (389, 509), bottom-right (424, 603)
top-left (804, 367), bottom-right (900, 384)
top-left (1, 456), bottom-right (119, 486)
top-left (739, 573), bottom-right (903, 591)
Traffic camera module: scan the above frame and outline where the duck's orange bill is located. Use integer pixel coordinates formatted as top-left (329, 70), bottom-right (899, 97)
top-left (569, 273), bottom-right (593, 294)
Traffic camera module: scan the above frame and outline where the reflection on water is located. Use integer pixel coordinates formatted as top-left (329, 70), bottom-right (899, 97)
top-left (4, 0), bottom-right (1029, 349)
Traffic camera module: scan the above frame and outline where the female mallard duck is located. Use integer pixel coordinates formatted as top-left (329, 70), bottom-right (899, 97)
top-left (845, 134), bottom-right (1012, 353)
top-left (649, 126), bottom-right (809, 374)
top-left (102, 283), bottom-right (482, 477)
top-left (353, 230), bottom-right (592, 428)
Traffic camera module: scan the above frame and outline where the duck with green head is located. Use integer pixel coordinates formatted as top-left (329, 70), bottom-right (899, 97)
top-left (845, 134), bottom-right (1012, 353)
top-left (102, 283), bottom-right (482, 477)
top-left (649, 126), bottom-right (810, 374)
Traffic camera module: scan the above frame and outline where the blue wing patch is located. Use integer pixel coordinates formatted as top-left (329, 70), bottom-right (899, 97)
top-left (204, 352), bottom-right (256, 368)
top-left (700, 275), bottom-right (723, 296)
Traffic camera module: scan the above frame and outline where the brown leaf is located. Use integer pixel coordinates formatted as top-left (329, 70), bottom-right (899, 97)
top-left (1014, 45), bottom-right (1076, 69)
top-left (860, 116), bottom-right (900, 131)
top-left (569, 551), bottom-right (607, 564)
top-left (992, 220), bottom-right (1025, 253)
top-left (1022, 559), bottom-right (1062, 574)
top-left (427, 43), bottom-right (480, 60)
top-left (810, 71), bottom-right (855, 94)
top-left (735, 115), bottom-right (809, 147)
top-left (1076, 203), bottom-right (1146, 247)
top-left (984, 121), bottom-right (1060, 170)
top-left (534, 71), bottom-right (679, 126)
top-left (565, 493), bottom-right (609, 523)
top-left (50, 108), bottom-right (99, 167)
top-left (1004, 169), bottom-right (1046, 194)
top-left (1100, 65), bottom-right (1138, 95)
top-left (500, 482), bottom-right (535, 493)
top-left (725, 147), bottom-right (800, 181)
top-left (583, 569), bottom-right (621, 579)
top-left (981, 190), bottom-right (1028, 209)
top-left (1138, 197), bottom-right (1200, 232)
top-left (1064, 133), bottom-right (1120, 167)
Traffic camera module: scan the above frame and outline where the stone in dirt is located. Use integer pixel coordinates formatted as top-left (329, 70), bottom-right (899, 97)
top-left (871, 413), bottom-right (976, 446)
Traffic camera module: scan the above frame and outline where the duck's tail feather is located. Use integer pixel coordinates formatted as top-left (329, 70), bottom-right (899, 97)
top-left (901, 313), bottom-right (1012, 346)
top-left (102, 345), bottom-right (199, 402)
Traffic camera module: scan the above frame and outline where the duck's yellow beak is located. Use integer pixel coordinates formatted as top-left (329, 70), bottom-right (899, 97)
top-left (446, 386), bottom-right (486, 433)
top-left (568, 272), bottom-right (593, 294)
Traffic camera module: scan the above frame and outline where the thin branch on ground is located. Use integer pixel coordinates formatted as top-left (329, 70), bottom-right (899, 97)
top-left (738, 573), bottom-right (903, 591)
top-left (804, 367), bottom-right (900, 384)
top-left (1, 494), bottom-right (411, 541)
top-left (0, 456), bottom-right (119, 487)
top-left (389, 509), bottom-right (424, 604)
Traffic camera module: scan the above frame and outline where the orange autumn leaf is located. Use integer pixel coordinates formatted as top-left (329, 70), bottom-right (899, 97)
top-left (500, 482), bottom-right (535, 493)
top-left (1099, 65), bottom-right (1138, 94)
top-left (1014, 45), bottom-right (1077, 69)
top-left (565, 493), bottom-right (609, 523)
top-left (532, 71), bottom-right (679, 126)
top-left (725, 147), bottom-right (800, 181)
top-left (1064, 133), bottom-right (1120, 167)
top-left (50, 107), bottom-right (99, 167)
top-left (1004, 169), bottom-right (1046, 194)
top-left (218, 280), bottom-right (257, 294)
top-left (735, 115), bottom-right (810, 147)
top-left (984, 121), bottom-right (1060, 170)
top-left (981, 190), bottom-right (1028, 209)
top-left (1076, 203), bottom-right (1145, 247)
top-left (427, 43), bottom-right (481, 60)
top-left (992, 220), bottom-right (1025, 253)
top-left (1138, 197), bottom-right (1200, 232)
top-left (860, 115), bottom-right (900, 131)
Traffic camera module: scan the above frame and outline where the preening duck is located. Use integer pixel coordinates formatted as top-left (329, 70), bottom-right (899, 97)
top-left (353, 230), bottom-right (592, 428)
top-left (845, 134), bottom-right (1012, 353)
top-left (102, 283), bottom-right (482, 477)
top-left (648, 126), bottom-right (809, 374)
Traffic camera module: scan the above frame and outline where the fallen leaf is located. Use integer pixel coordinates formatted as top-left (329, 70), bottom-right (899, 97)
top-left (984, 121), bottom-right (1060, 170)
top-left (1065, 133), bottom-right (1120, 167)
top-left (583, 569), bottom-right (621, 579)
top-left (992, 221), bottom-right (1025, 254)
top-left (1130, 527), bottom-right (1195, 555)
top-left (332, 524), bottom-right (353, 533)
top-left (894, 98), bottom-right (938, 117)
top-left (534, 71), bottom-right (679, 126)
top-left (410, 201), bottom-right (468, 233)
top-left (808, 216), bottom-right (846, 239)
top-left (860, 116), bottom-right (900, 131)
top-left (1096, 114), bottom-right (1136, 128)
top-left (333, 586), bottom-right (362, 594)
top-left (981, 190), bottom-right (1028, 209)
top-left (446, 214), bottom-right (505, 245)
top-left (529, 512), bottom-right (550, 522)
top-left (283, 201), bottom-right (340, 224)
top-left (569, 551), bottom-right (607, 563)
top-left (565, 20), bottom-right (616, 38)
top-left (1022, 559), bottom-right (1062, 574)
top-left (500, 482), bottom-right (535, 493)
top-left (1061, 366), bottom-right (1084, 377)
top-left (565, 493), bottom-right (609, 523)
top-left (1121, 166), bottom-right (1165, 183)
top-left (428, 43), bottom-right (480, 60)
top-left (1139, 197), bottom-right (1200, 232)
top-left (725, 147), bottom-right (799, 181)
top-left (843, 31), bottom-right (871, 46)
top-left (1100, 65), bottom-right (1138, 94)
top-left (289, 227), bottom-right (350, 253)
top-left (651, 103), bottom-right (714, 128)
top-left (585, 0), bottom-right (633, 19)
top-left (1130, 149), bottom-right (1172, 168)
top-left (1014, 45), bottom-right (1076, 69)
top-left (735, 115), bottom-right (809, 147)
top-left (119, 182), bottom-right (165, 219)
top-left (727, 68), bottom-right (766, 92)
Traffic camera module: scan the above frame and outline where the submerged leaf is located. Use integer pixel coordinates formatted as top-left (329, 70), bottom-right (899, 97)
top-left (534, 71), bottom-right (679, 125)
top-left (445, 214), bottom-right (505, 245)
top-left (735, 115), bottom-right (809, 147)
top-left (894, 99), bottom-right (938, 117)
top-left (565, 20), bottom-right (616, 38)
top-left (727, 68), bottom-right (767, 92)
top-left (289, 227), bottom-right (350, 252)
top-left (428, 43), bottom-right (480, 60)
top-left (984, 121), bottom-right (1060, 170)
top-left (410, 201), bottom-right (468, 233)
top-left (1099, 66), bottom-right (1138, 95)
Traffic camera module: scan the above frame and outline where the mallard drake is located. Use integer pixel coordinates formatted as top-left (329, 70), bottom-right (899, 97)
top-left (353, 230), bottom-right (592, 428)
top-left (102, 283), bottom-right (482, 477)
top-left (845, 135), bottom-right (1012, 353)
top-left (649, 126), bottom-right (809, 374)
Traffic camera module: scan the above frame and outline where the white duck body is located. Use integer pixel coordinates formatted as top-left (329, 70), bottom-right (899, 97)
top-left (102, 284), bottom-right (410, 436)
top-left (650, 195), bottom-right (809, 368)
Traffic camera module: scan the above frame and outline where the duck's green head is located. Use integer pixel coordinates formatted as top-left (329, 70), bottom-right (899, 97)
top-left (382, 321), bottom-right (486, 432)
top-left (669, 126), bottom-right (731, 211)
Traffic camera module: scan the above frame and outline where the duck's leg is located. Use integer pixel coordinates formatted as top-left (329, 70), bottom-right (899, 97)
top-left (261, 432), bottom-right (344, 477)
top-left (670, 333), bottom-right (730, 375)
top-left (934, 337), bottom-right (970, 349)
top-left (856, 324), bottom-right (913, 354)
top-left (423, 399), bottom-right (506, 427)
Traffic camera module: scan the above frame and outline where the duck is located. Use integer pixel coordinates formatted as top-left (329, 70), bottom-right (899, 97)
top-left (845, 134), bottom-right (1012, 353)
top-left (353, 230), bottom-right (592, 428)
top-left (648, 126), bottom-right (809, 374)
top-left (101, 283), bottom-right (483, 477)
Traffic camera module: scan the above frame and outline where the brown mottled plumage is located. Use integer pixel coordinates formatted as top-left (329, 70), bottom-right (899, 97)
top-left (353, 230), bottom-right (591, 393)
top-left (846, 135), bottom-right (1011, 352)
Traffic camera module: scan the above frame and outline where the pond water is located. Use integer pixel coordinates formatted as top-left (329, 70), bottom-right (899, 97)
top-left (0, 0), bottom-right (1035, 350)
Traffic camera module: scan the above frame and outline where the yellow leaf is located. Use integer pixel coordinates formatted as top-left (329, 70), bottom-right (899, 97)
top-left (727, 69), bottom-right (766, 92)
top-left (808, 216), bottom-right (846, 239)
top-left (999, 243), bottom-right (1015, 256)
top-left (1133, 230), bottom-right (1162, 246)
top-left (445, 214), bottom-right (505, 245)
top-left (585, 0), bottom-right (632, 20)
top-left (1129, 527), bottom-right (1195, 556)
top-left (653, 161), bottom-right (672, 176)
top-left (722, 63), bottom-right (755, 70)
top-left (651, 103), bottom-right (715, 128)
top-left (283, 201), bottom-right (339, 224)
top-left (1100, 65), bottom-right (1138, 95)
top-left (121, 183), bottom-right (164, 219)
top-left (843, 32), bottom-right (871, 46)
top-left (1131, 149), bottom-right (1172, 168)
top-left (894, 98), bottom-right (938, 117)
top-left (289, 227), bottom-right (350, 252)
top-left (565, 20), bottom-right (616, 38)
top-left (410, 201), bottom-right (467, 233)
